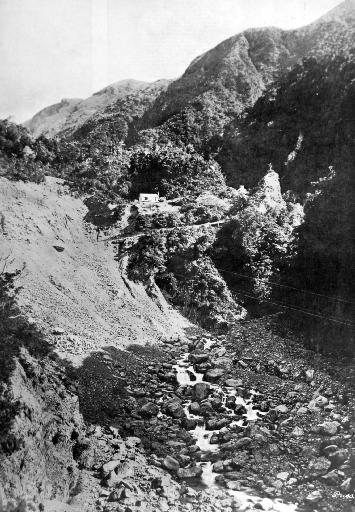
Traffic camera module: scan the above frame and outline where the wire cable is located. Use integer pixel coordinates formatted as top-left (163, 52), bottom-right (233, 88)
top-left (216, 267), bottom-right (355, 305)
top-left (169, 270), bottom-right (355, 328)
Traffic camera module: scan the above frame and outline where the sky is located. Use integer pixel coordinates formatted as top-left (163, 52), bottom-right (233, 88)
top-left (0, 0), bottom-right (342, 122)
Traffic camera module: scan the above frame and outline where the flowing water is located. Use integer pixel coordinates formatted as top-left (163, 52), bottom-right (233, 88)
top-left (173, 339), bottom-right (298, 512)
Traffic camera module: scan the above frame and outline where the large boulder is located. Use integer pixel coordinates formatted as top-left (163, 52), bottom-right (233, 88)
top-left (177, 465), bottom-right (203, 479)
top-left (318, 421), bottom-right (340, 436)
top-left (189, 353), bottom-right (209, 364)
top-left (308, 457), bottom-right (331, 477)
top-left (189, 402), bottom-right (201, 415)
top-left (225, 378), bottom-right (243, 388)
top-left (101, 460), bottom-right (120, 478)
top-left (140, 402), bottom-right (159, 418)
top-left (204, 368), bottom-right (224, 382)
top-left (192, 382), bottom-right (210, 401)
top-left (206, 417), bottom-right (230, 430)
top-left (163, 455), bottom-right (180, 472)
top-left (165, 400), bottom-right (186, 419)
top-left (328, 449), bottom-right (348, 468)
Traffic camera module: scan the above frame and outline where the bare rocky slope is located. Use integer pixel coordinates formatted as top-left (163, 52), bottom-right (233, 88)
top-left (0, 176), bottom-right (186, 361)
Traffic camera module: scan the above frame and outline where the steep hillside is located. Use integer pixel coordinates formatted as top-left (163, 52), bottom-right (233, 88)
top-left (23, 98), bottom-right (82, 139)
top-left (69, 79), bottom-right (172, 145)
top-left (138, 0), bottom-right (355, 141)
top-left (26, 2), bottom-right (355, 148)
top-left (0, 176), bottom-right (187, 361)
top-left (24, 79), bottom-right (170, 140)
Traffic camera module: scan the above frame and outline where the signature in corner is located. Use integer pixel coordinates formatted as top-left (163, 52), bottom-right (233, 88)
top-left (331, 491), bottom-right (354, 500)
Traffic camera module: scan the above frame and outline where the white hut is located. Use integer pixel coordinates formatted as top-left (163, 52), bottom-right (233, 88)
top-left (139, 193), bottom-right (159, 203)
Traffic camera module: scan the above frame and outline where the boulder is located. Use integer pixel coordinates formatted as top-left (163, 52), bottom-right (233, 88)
top-left (165, 400), bottom-right (185, 419)
top-left (305, 490), bottom-right (322, 504)
top-left (226, 396), bottom-right (236, 409)
top-left (199, 401), bottom-right (214, 416)
top-left (104, 470), bottom-right (121, 487)
top-left (189, 353), bottom-right (209, 364)
top-left (340, 477), bottom-right (352, 492)
top-left (140, 402), bottom-right (159, 418)
top-left (318, 421), bottom-right (340, 436)
top-left (305, 369), bottom-right (315, 382)
top-left (308, 457), bottom-right (331, 477)
top-left (183, 418), bottom-right (197, 430)
top-left (192, 382), bottom-right (210, 401)
top-left (234, 404), bottom-right (247, 415)
top-left (225, 378), bottom-right (243, 388)
top-left (52, 327), bottom-right (65, 335)
top-left (276, 472), bottom-right (289, 482)
top-left (125, 437), bottom-right (141, 448)
top-left (231, 453), bottom-right (249, 469)
top-left (163, 455), bottom-right (180, 472)
top-left (189, 402), bottom-right (200, 415)
top-left (177, 465), bottom-right (203, 479)
top-left (314, 396), bottom-right (329, 407)
top-left (291, 427), bottom-right (304, 437)
top-left (226, 481), bottom-right (241, 491)
top-left (204, 368), bottom-right (224, 382)
top-left (206, 417), bottom-right (230, 430)
top-left (234, 437), bottom-right (252, 449)
top-left (274, 405), bottom-right (289, 414)
top-left (212, 460), bottom-right (224, 473)
top-left (102, 460), bottom-right (120, 477)
top-left (210, 397), bottom-right (223, 411)
top-left (53, 245), bottom-right (65, 252)
top-left (322, 445), bottom-right (338, 456)
top-left (328, 449), bottom-right (348, 468)
top-left (321, 470), bottom-right (340, 486)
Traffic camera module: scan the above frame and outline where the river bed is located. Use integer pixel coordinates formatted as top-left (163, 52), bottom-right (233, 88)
top-left (172, 339), bottom-right (298, 512)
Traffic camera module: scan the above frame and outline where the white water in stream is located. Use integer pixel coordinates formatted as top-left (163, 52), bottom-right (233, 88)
top-left (173, 340), bottom-right (298, 512)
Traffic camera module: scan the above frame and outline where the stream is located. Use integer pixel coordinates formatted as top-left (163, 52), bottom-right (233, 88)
top-left (173, 339), bottom-right (298, 512)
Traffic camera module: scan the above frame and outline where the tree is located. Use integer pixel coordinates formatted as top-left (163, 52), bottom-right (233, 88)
top-left (129, 142), bottom-right (226, 199)
top-left (213, 168), bottom-right (303, 299)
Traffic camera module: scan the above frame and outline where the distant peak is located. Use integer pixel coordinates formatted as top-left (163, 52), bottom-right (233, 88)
top-left (316, 0), bottom-right (355, 23)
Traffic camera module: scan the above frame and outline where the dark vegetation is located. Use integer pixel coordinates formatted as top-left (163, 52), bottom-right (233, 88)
top-left (218, 55), bottom-right (355, 191)
top-left (127, 229), bottom-right (244, 329)
top-left (0, 261), bottom-right (54, 451)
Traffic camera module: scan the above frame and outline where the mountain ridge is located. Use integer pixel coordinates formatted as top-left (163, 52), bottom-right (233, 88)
top-left (25, 0), bottom-right (355, 145)
top-left (24, 79), bottom-right (165, 138)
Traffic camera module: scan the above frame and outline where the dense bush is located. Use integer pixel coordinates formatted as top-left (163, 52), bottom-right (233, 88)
top-left (213, 169), bottom-right (302, 300)
top-left (279, 167), bottom-right (355, 353)
top-left (0, 120), bottom-right (32, 159)
top-left (127, 226), bottom-right (244, 329)
top-left (129, 143), bottom-right (226, 199)
top-left (219, 55), bottom-right (355, 192)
